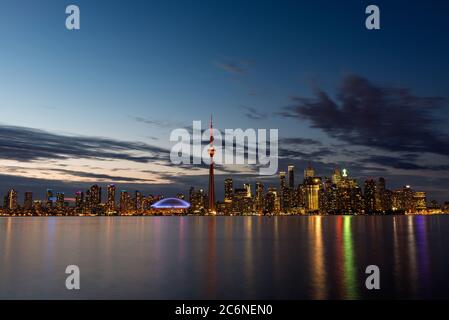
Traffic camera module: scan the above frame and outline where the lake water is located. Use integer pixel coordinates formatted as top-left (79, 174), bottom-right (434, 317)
top-left (1, 216), bottom-right (449, 299)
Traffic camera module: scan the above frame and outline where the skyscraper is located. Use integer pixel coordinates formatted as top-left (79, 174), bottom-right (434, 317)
top-left (208, 115), bottom-right (216, 213)
top-left (288, 165), bottom-right (295, 189)
top-left (107, 184), bottom-right (116, 213)
top-left (364, 179), bottom-right (376, 214)
top-left (265, 187), bottom-right (280, 214)
top-left (24, 192), bottom-right (33, 211)
top-left (255, 181), bottom-right (264, 214)
top-left (304, 164), bottom-right (315, 179)
top-left (402, 185), bottom-right (415, 213)
top-left (46, 189), bottom-right (54, 209)
top-left (90, 185), bottom-right (102, 208)
top-left (332, 168), bottom-right (342, 185)
top-left (6, 189), bottom-right (18, 211)
top-left (224, 178), bottom-right (233, 202)
top-left (413, 191), bottom-right (427, 212)
top-left (75, 191), bottom-right (84, 213)
top-left (56, 192), bottom-right (65, 210)
top-left (279, 171), bottom-right (286, 190)
top-left (279, 170), bottom-right (287, 212)
top-left (243, 183), bottom-right (252, 198)
top-left (305, 177), bottom-right (321, 212)
top-left (376, 177), bottom-right (386, 212)
top-left (233, 187), bottom-right (253, 215)
top-left (120, 190), bottom-right (129, 215)
top-left (135, 190), bottom-right (143, 213)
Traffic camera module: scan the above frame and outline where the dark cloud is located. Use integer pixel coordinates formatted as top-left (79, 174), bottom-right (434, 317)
top-left (0, 125), bottom-right (169, 163)
top-left (365, 155), bottom-right (449, 171)
top-left (364, 155), bottom-right (427, 170)
top-left (48, 168), bottom-right (152, 182)
top-left (279, 147), bottom-right (335, 161)
top-left (279, 74), bottom-right (449, 156)
top-left (279, 137), bottom-right (322, 146)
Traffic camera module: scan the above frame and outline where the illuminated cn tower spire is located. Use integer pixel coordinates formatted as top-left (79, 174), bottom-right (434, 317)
top-left (208, 114), bottom-right (216, 214)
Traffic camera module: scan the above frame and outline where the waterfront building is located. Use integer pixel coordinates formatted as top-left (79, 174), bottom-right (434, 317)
top-left (107, 184), bottom-right (116, 213)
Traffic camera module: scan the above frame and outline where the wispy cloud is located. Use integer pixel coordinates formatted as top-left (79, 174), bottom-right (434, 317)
top-left (132, 116), bottom-right (185, 129)
top-left (215, 59), bottom-right (252, 75)
top-left (240, 106), bottom-right (268, 120)
top-left (0, 125), bottom-right (169, 163)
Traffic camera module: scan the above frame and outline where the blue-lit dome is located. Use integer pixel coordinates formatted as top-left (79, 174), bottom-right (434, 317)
top-left (151, 198), bottom-right (190, 209)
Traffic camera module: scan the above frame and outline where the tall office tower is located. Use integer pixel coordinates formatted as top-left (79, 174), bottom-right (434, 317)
top-left (279, 171), bottom-right (286, 190)
top-left (391, 189), bottom-right (403, 211)
top-left (56, 192), bottom-right (65, 210)
top-left (107, 184), bottom-right (116, 213)
top-left (189, 187), bottom-right (196, 212)
top-left (255, 181), bottom-right (265, 214)
top-left (282, 187), bottom-right (292, 213)
top-left (90, 185), bottom-right (102, 208)
top-left (332, 168), bottom-right (342, 185)
top-left (6, 189), bottom-right (18, 210)
top-left (135, 190), bottom-right (143, 213)
top-left (208, 115), bottom-right (216, 213)
top-left (224, 178), bottom-right (233, 202)
top-left (199, 188), bottom-right (207, 213)
top-left (304, 164), bottom-right (315, 180)
top-left (297, 184), bottom-right (307, 208)
top-left (288, 165), bottom-right (295, 189)
top-left (84, 189), bottom-right (91, 213)
top-left (243, 183), bottom-right (252, 197)
top-left (24, 192), bottom-right (33, 211)
top-left (413, 191), bottom-right (427, 212)
top-left (349, 184), bottom-right (364, 214)
top-left (322, 178), bottom-right (337, 214)
top-left (120, 190), bottom-right (129, 214)
top-left (402, 185), bottom-right (415, 213)
top-left (233, 188), bottom-right (253, 215)
top-left (376, 177), bottom-right (386, 212)
top-left (189, 188), bottom-right (207, 214)
top-left (364, 179), bottom-right (377, 214)
top-left (279, 171), bottom-right (286, 211)
top-left (75, 191), bottom-right (84, 213)
top-left (46, 189), bottom-right (54, 208)
top-left (383, 189), bottom-right (393, 212)
top-left (265, 187), bottom-right (280, 214)
top-left (305, 177), bottom-right (321, 212)
top-left (143, 194), bottom-right (155, 210)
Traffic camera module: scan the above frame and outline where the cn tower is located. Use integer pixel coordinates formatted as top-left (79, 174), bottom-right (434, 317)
top-left (208, 115), bottom-right (216, 214)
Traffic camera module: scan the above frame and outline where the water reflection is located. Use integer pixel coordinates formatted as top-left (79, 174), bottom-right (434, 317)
top-left (205, 218), bottom-right (217, 298)
top-left (406, 216), bottom-right (418, 297)
top-left (0, 216), bottom-right (448, 299)
top-left (309, 216), bottom-right (327, 299)
top-left (415, 216), bottom-right (431, 298)
top-left (342, 216), bottom-right (358, 299)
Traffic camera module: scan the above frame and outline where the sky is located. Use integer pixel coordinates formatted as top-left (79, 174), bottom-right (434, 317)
top-left (1, 0), bottom-right (449, 202)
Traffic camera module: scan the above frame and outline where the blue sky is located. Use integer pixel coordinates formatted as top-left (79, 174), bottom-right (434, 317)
top-left (1, 0), bottom-right (449, 202)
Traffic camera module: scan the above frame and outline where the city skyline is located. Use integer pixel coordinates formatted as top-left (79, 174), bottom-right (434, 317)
top-left (2, 163), bottom-right (447, 216)
top-left (1, 1), bottom-right (449, 202)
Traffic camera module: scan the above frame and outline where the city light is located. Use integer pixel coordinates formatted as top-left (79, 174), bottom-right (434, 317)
top-left (1, 163), bottom-right (447, 216)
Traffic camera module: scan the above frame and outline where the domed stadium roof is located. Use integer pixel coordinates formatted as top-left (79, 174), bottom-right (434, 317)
top-left (151, 198), bottom-right (190, 209)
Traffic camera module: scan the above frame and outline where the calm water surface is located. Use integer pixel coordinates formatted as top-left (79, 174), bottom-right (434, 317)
top-left (1, 216), bottom-right (449, 299)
